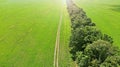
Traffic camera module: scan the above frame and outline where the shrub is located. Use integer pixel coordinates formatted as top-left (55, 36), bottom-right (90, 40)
top-left (76, 40), bottom-right (120, 67)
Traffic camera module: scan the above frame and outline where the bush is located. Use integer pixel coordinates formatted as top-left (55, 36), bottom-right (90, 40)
top-left (76, 40), bottom-right (120, 67)
top-left (70, 26), bottom-right (113, 60)
top-left (101, 56), bottom-right (120, 67)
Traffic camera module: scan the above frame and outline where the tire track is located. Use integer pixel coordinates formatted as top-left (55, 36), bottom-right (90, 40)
top-left (53, 10), bottom-right (63, 67)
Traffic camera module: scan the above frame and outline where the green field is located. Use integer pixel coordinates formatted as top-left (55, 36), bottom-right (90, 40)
top-left (0, 0), bottom-right (63, 67)
top-left (58, 3), bottom-right (75, 67)
top-left (74, 0), bottom-right (120, 47)
top-left (1, 0), bottom-right (120, 67)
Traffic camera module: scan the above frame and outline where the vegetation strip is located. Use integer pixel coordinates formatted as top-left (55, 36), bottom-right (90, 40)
top-left (54, 10), bottom-right (63, 67)
top-left (66, 0), bottom-right (120, 67)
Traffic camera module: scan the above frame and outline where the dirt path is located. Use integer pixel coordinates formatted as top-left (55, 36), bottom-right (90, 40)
top-left (75, 61), bottom-right (78, 67)
top-left (53, 10), bottom-right (63, 67)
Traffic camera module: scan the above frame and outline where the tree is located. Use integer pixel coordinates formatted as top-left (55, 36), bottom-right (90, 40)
top-left (84, 40), bottom-right (114, 63)
top-left (70, 26), bottom-right (103, 60)
top-left (66, 1), bottom-right (118, 67)
top-left (76, 40), bottom-right (120, 67)
top-left (100, 56), bottom-right (120, 67)
top-left (76, 52), bottom-right (90, 67)
top-left (102, 34), bottom-right (113, 44)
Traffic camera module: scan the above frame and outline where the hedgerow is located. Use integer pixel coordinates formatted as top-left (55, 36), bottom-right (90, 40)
top-left (66, 0), bottom-right (120, 66)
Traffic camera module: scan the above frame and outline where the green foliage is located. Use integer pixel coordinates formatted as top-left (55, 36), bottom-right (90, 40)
top-left (101, 56), bottom-right (120, 67)
top-left (76, 40), bottom-right (120, 67)
top-left (102, 34), bottom-right (113, 44)
top-left (70, 26), bottom-right (102, 56)
top-left (84, 40), bottom-right (114, 62)
top-left (66, 0), bottom-right (120, 67)
top-left (70, 26), bottom-right (113, 60)
top-left (76, 52), bottom-right (90, 67)
top-left (71, 17), bottom-right (96, 30)
top-left (74, 0), bottom-right (120, 46)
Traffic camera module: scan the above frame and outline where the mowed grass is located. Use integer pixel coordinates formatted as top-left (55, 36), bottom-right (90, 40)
top-left (59, 2), bottom-right (76, 67)
top-left (0, 0), bottom-right (62, 67)
top-left (74, 0), bottom-right (120, 47)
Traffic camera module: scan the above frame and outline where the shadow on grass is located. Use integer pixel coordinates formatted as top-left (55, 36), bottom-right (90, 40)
top-left (109, 5), bottom-right (120, 12)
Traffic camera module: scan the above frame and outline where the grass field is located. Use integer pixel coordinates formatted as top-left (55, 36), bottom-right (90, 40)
top-left (0, 0), bottom-right (63, 67)
top-left (74, 0), bottom-right (120, 47)
top-left (58, 2), bottom-right (76, 67)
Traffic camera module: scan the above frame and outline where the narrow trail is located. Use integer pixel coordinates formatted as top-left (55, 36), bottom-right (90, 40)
top-left (53, 9), bottom-right (63, 67)
top-left (75, 61), bottom-right (78, 67)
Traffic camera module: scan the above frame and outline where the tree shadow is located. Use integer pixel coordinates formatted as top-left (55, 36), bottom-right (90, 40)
top-left (109, 5), bottom-right (120, 12)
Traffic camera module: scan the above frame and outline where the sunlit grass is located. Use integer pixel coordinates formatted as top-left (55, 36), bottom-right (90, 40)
top-left (74, 0), bottom-right (120, 47)
top-left (0, 0), bottom-right (62, 67)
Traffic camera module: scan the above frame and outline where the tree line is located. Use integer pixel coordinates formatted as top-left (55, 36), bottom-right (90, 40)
top-left (66, 0), bottom-right (120, 67)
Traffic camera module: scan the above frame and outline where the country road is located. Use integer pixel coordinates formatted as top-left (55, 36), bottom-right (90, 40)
top-left (53, 9), bottom-right (63, 67)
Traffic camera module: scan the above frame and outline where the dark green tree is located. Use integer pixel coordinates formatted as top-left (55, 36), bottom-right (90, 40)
top-left (76, 40), bottom-right (120, 67)
top-left (100, 56), bottom-right (120, 67)
top-left (70, 26), bottom-right (102, 60)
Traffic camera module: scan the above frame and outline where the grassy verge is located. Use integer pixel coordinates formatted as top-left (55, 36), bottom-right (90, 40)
top-left (58, 3), bottom-right (76, 67)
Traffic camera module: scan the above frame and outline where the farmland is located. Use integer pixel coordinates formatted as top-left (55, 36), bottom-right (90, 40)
top-left (74, 0), bottom-right (120, 47)
top-left (0, 0), bottom-right (63, 67)
top-left (1, 0), bottom-right (120, 67)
